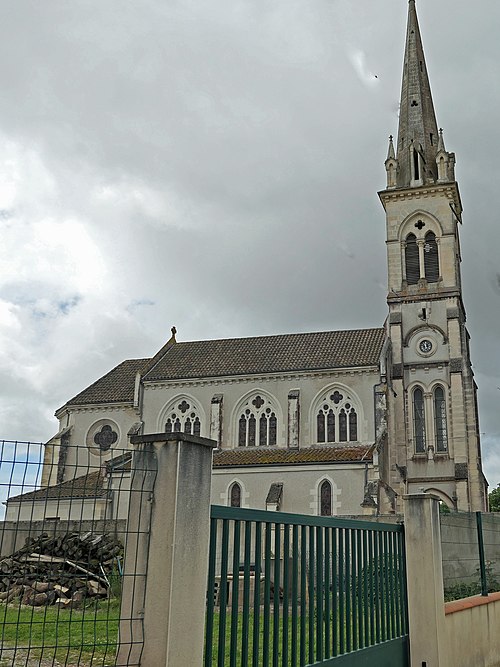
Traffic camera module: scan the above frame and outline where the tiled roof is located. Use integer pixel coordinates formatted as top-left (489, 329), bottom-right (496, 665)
top-left (144, 328), bottom-right (385, 381)
top-left (64, 358), bottom-right (150, 408)
top-left (213, 445), bottom-right (373, 468)
top-left (7, 470), bottom-right (106, 503)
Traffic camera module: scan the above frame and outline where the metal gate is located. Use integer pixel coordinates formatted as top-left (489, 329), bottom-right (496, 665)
top-left (205, 506), bottom-right (409, 667)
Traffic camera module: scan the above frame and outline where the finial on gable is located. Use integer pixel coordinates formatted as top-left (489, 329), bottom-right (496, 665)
top-left (171, 326), bottom-right (177, 341)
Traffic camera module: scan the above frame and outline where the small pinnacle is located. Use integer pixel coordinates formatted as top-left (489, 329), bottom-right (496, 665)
top-left (171, 326), bottom-right (177, 338)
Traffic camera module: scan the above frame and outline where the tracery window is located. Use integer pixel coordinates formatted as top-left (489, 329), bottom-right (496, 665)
top-left (165, 398), bottom-right (201, 436)
top-left (433, 386), bottom-right (448, 453)
top-left (413, 387), bottom-right (426, 453)
top-left (230, 483), bottom-right (241, 508)
top-left (316, 390), bottom-right (358, 443)
top-left (238, 394), bottom-right (278, 447)
top-left (405, 233), bottom-right (420, 285)
top-left (320, 480), bottom-right (332, 516)
top-left (424, 231), bottom-right (439, 282)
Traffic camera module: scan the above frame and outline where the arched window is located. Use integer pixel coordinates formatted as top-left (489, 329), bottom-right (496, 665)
top-left (405, 233), bottom-right (420, 285)
top-left (413, 387), bottom-right (426, 453)
top-left (424, 231), bottom-right (439, 282)
top-left (434, 386), bottom-right (448, 453)
top-left (230, 483), bottom-right (241, 508)
top-left (320, 480), bottom-right (332, 516)
top-left (316, 390), bottom-right (359, 444)
top-left (238, 394), bottom-right (278, 447)
top-left (165, 398), bottom-right (202, 436)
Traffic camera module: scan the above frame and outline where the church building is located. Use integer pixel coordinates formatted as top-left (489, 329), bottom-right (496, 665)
top-left (28, 0), bottom-right (487, 520)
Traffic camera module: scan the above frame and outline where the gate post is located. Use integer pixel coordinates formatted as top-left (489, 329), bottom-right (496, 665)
top-left (403, 493), bottom-right (449, 667)
top-left (117, 432), bottom-right (216, 667)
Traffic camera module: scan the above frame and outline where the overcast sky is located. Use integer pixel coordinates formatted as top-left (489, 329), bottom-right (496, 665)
top-left (1, 0), bottom-right (499, 485)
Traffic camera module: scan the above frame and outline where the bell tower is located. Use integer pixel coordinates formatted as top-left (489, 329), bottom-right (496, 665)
top-left (379, 0), bottom-right (487, 511)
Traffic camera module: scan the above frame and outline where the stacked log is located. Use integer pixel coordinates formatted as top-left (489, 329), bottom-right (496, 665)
top-left (0, 531), bottom-right (122, 608)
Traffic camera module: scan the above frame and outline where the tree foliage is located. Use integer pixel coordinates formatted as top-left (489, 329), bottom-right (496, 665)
top-left (488, 484), bottom-right (500, 512)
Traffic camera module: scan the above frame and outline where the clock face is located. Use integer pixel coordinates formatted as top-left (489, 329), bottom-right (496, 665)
top-left (419, 339), bottom-right (433, 354)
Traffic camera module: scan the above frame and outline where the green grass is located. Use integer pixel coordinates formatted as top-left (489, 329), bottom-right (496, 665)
top-left (0, 600), bottom-right (120, 666)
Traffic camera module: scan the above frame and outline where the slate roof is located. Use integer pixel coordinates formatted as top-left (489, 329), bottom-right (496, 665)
top-left (6, 470), bottom-right (106, 503)
top-left (64, 358), bottom-right (149, 408)
top-left (60, 328), bottom-right (384, 409)
top-left (144, 328), bottom-right (385, 382)
top-left (213, 445), bottom-right (373, 468)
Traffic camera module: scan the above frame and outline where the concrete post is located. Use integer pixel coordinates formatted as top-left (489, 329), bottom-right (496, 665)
top-left (117, 432), bottom-right (216, 667)
top-left (403, 493), bottom-right (448, 667)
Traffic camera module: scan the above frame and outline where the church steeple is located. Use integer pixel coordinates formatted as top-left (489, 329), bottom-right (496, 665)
top-left (396, 0), bottom-right (439, 188)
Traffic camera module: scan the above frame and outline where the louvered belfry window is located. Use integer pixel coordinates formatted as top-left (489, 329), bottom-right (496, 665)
top-left (405, 233), bottom-right (420, 285)
top-left (424, 231), bottom-right (439, 282)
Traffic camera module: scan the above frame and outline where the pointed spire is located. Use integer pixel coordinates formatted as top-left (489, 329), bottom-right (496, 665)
top-left (387, 135), bottom-right (396, 160)
top-left (437, 127), bottom-right (445, 152)
top-left (396, 0), bottom-right (439, 187)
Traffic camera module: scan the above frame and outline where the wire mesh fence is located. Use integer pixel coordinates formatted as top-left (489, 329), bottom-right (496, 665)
top-left (440, 511), bottom-right (500, 602)
top-left (0, 439), bottom-right (150, 667)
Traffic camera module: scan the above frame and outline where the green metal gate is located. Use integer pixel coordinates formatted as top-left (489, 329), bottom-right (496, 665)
top-left (205, 506), bottom-right (409, 667)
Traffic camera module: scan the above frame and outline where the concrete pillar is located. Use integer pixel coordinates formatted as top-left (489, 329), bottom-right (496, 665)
top-left (117, 432), bottom-right (216, 667)
top-left (403, 493), bottom-right (448, 667)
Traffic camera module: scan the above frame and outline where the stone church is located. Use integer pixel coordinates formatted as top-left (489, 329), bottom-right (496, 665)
top-left (25, 0), bottom-right (487, 521)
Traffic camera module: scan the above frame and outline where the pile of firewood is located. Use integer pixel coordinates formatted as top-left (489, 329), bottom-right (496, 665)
top-left (0, 531), bottom-right (123, 608)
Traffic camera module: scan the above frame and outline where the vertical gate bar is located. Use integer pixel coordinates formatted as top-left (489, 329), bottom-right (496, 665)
top-left (351, 529), bottom-right (358, 651)
top-left (332, 527), bottom-right (338, 657)
top-left (374, 529), bottom-right (381, 644)
top-left (356, 529), bottom-right (363, 650)
top-left (393, 530), bottom-right (401, 638)
top-left (324, 526), bottom-right (331, 657)
top-left (338, 528), bottom-right (345, 656)
top-left (230, 519), bottom-right (241, 667)
top-left (300, 525), bottom-right (307, 667)
top-left (387, 531), bottom-right (395, 640)
top-left (282, 524), bottom-right (290, 667)
top-left (252, 522), bottom-right (262, 667)
top-left (272, 523), bottom-right (281, 667)
top-left (316, 526), bottom-right (324, 661)
top-left (263, 522), bottom-right (272, 667)
top-left (368, 531), bottom-right (375, 646)
top-left (308, 525), bottom-right (315, 664)
top-left (362, 529), bottom-right (369, 649)
top-left (291, 524), bottom-right (299, 667)
top-left (204, 516), bottom-right (218, 667)
top-left (218, 519), bottom-right (230, 667)
top-left (384, 530), bottom-right (390, 641)
top-left (476, 512), bottom-right (488, 596)
top-left (345, 529), bottom-right (351, 653)
top-left (241, 521), bottom-right (252, 667)
top-left (400, 527), bottom-right (409, 637)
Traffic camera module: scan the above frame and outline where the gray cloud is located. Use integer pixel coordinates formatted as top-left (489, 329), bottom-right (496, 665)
top-left (1, 0), bottom-right (499, 483)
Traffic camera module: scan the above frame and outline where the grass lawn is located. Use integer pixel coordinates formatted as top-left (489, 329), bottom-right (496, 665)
top-left (0, 600), bottom-right (119, 666)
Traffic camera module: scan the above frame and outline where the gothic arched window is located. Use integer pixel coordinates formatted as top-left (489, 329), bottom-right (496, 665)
top-left (434, 386), bottom-right (448, 453)
top-left (405, 233), bottom-right (420, 285)
top-left (320, 480), bottom-right (332, 516)
top-left (424, 231), bottom-right (439, 282)
top-left (230, 483), bottom-right (241, 508)
top-left (316, 390), bottom-right (359, 444)
top-left (165, 398), bottom-right (202, 436)
top-left (413, 387), bottom-right (426, 453)
top-left (237, 394), bottom-right (278, 447)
